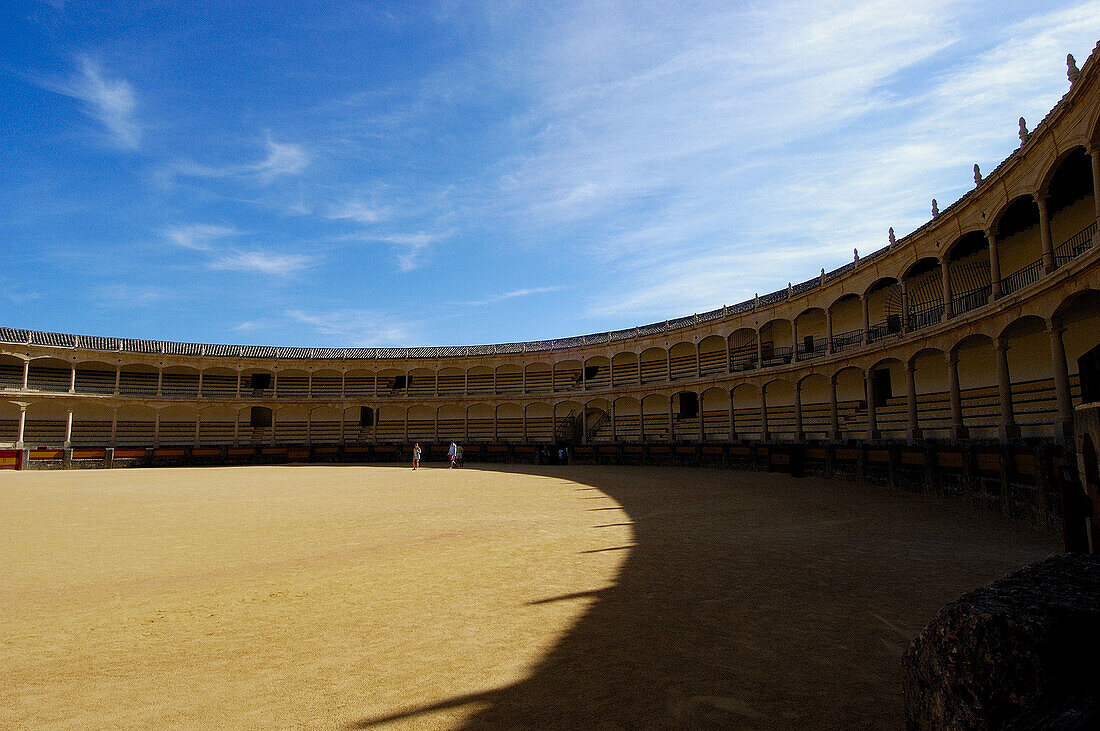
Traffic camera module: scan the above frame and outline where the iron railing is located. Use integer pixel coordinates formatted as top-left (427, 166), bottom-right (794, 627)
top-left (830, 329), bottom-right (863, 353)
top-left (951, 284), bottom-right (991, 317)
top-left (907, 303), bottom-right (943, 332)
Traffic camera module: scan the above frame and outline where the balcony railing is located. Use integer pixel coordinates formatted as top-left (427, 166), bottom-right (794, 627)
top-left (730, 354), bottom-right (758, 372)
top-left (760, 346), bottom-right (793, 367)
top-left (951, 284), bottom-right (991, 317)
top-left (907, 303), bottom-right (943, 332)
top-left (795, 337), bottom-right (827, 360)
top-left (1000, 258), bottom-right (1042, 296)
top-left (868, 316), bottom-right (903, 342)
top-left (1053, 221), bottom-right (1097, 266)
top-left (830, 329), bottom-right (863, 353)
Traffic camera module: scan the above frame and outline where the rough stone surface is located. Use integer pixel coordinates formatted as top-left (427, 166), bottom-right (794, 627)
top-left (903, 554), bottom-right (1100, 729)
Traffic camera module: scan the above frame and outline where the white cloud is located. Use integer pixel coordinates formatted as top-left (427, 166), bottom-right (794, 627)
top-left (285, 309), bottom-right (419, 346)
top-left (256, 135), bottom-right (309, 180)
top-left (163, 224), bottom-right (241, 251)
top-left (327, 200), bottom-right (389, 223)
top-left (162, 135), bottom-right (309, 185)
top-left (460, 286), bottom-right (563, 307)
top-left (51, 57), bottom-right (141, 148)
top-left (209, 251), bottom-right (313, 275)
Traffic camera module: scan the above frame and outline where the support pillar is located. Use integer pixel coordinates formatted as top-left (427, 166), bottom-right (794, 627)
top-left (900, 280), bottom-right (910, 333)
top-left (110, 409), bottom-right (118, 447)
top-left (759, 387), bottom-right (769, 441)
top-left (728, 392), bottom-right (736, 442)
top-left (1036, 192), bottom-right (1055, 273)
top-left (197, 370), bottom-right (204, 399)
top-left (21, 360), bottom-right (29, 389)
top-left (862, 296), bottom-right (871, 344)
top-left (233, 410), bottom-right (241, 446)
top-left (611, 401), bottom-right (618, 441)
top-left (69, 364), bottom-right (76, 393)
top-left (1090, 146), bottom-right (1100, 229)
top-left (194, 412), bottom-right (201, 446)
top-left (829, 377), bottom-right (840, 440)
top-left (235, 369), bottom-right (242, 398)
top-left (114, 365), bottom-right (121, 395)
top-left (988, 229), bottom-right (1002, 300)
top-left (156, 368), bottom-right (163, 397)
top-left (1049, 323), bottom-right (1074, 441)
top-left (793, 381), bottom-right (804, 441)
top-left (905, 361), bottom-right (922, 441)
top-left (64, 409), bottom-right (73, 448)
top-left (16, 405), bottom-right (26, 448)
top-left (825, 309), bottom-right (834, 354)
top-left (995, 339), bottom-right (1020, 439)
top-left (941, 260), bottom-right (953, 319)
top-left (697, 396), bottom-right (704, 442)
top-left (154, 410), bottom-right (161, 446)
top-left (947, 350), bottom-right (967, 440)
top-left (668, 398), bottom-right (675, 442)
top-left (865, 371), bottom-right (880, 441)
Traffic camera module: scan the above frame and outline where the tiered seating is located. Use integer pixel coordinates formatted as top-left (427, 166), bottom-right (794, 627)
top-left (23, 420), bottom-right (65, 445)
top-left (467, 372), bottom-right (494, 395)
top-left (584, 365), bottom-right (611, 389)
top-left (275, 375), bottom-right (309, 399)
top-left (201, 373), bottom-right (238, 398)
top-left (764, 404), bottom-right (796, 439)
top-left (0, 419), bottom-right (17, 443)
top-left (159, 420), bottom-right (196, 445)
top-left (611, 413), bottom-right (641, 441)
top-left (437, 373), bottom-right (464, 395)
top-left (407, 419), bottom-right (434, 441)
top-left (118, 370), bottom-right (158, 396)
top-left (702, 408), bottom-right (729, 440)
top-left (375, 420), bottom-right (403, 442)
top-left (408, 377), bottom-right (435, 398)
top-left (343, 374), bottom-right (373, 397)
top-left (161, 373), bottom-right (199, 398)
top-left (497, 417), bottom-right (523, 441)
top-left (669, 352), bottom-right (695, 380)
top-left (611, 359), bottom-right (639, 386)
top-left (310, 376), bottom-right (342, 399)
top-left (467, 418), bottom-right (493, 441)
top-left (524, 369), bottom-right (552, 393)
top-left (115, 421), bottom-right (154, 446)
top-left (699, 348), bottom-right (725, 375)
top-left (0, 362), bottom-right (22, 389)
top-left (552, 367), bottom-right (581, 392)
top-left (198, 421), bottom-right (234, 445)
top-left (27, 365), bottom-right (70, 392)
top-left (71, 421), bottom-right (111, 445)
top-left (74, 367), bottom-right (115, 394)
top-left (274, 421), bottom-right (308, 443)
top-left (524, 416), bottom-right (554, 441)
top-left (437, 418), bottom-right (464, 440)
top-left (639, 357), bottom-right (667, 384)
top-left (496, 370), bottom-right (523, 394)
top-left (309, 421), bottom-right (342, 443)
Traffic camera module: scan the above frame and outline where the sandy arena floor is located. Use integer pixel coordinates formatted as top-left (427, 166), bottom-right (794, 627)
top-left (0, 464), bottom-right (1057, 729)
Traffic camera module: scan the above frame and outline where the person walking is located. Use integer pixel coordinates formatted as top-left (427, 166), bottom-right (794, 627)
top-left (447, 441), bottom-right (457, 468)
top-left (412, 442), bottom-right (421, 470)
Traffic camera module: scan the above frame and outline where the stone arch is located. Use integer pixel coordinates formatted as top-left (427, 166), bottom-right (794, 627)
top-left (944, 231), bottom-right (992, 317)
top-left (698, 336), bottom-right (727, 376)
top-left (865, 276), bottom-right (904, 340)
top-left (1052, 289), bottom-right (1100, 407)
top-left (793, 307), bottom-right (827, 360)
top-left (583, 355), bottom-right (612, 390)
top-left (495, 363), bottom-right (524, 394)
top-left (612, 395), bottom-right (642, 442)
top-left (202, 365), bottom-right (240, 398)
top-left (0, 353), bottom-right (24, 390)
top-left (524, 362), bottom-right (552, 394)
top-left (467, 402), bottom-right (495, 441)
top-left (437, 404), bottom-right (466, 442)
top-left (763, 378), bottom-right (796, 440)
top-left (582, 397), bottom-right (612, 442)
top-left (639, 347), bottom-right (668, 385)
top-left (952, 333), bottom-right (998, 438)
top-left (26, 357), bottom-right (72, 393)
top-left (524, 402), bottom-right (554, 442)
top-left (496, 402), bottom-right (524, 442)
top-left (73, 360), bottom-right (117, 394)
top-left (640, 393), bottom-right (668, 441)
top-left (611, 351), bottom-right (640, 386)
top-left (797, 372), bottom-right (831, 439)
top-left (758, 319), bottom-right (793, 366)
top-left (731, 382), bottom-right (762, 441)
top-left (70, 401), bottom-right (115, 446)
top-left (833, 366), bottom-right (867, 441)
top-left (700, 386), bottom-right (729, 442)
top-left (909, 347), bottom-right (950, 438)
top-left (552, 360), bottom-right (583, 392)
top-left (553, 399), bottom-right (584, 443)
top-left (728, 328), bottom-right (758, 371)
top-left (668, 341), bottom-right (697, 380)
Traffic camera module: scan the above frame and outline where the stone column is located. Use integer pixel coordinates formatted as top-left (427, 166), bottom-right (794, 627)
top-left (154, 409), bottom-right (161, 446)
top-left (947, 350), bottom-right (967, 440)
top-left (905, 361), bottom-right (922, 441)
top-left (305, 408), bottom-right (312, 446)
top-left (114, 365), bottom-right (121, 395)
top-left (464, 408), bottom-right (470, 443)
top-left (695, 343), bottom-right (702, 378)
top-left (862, 296), bottom-right (871, 344)
top-left (270, 408), bottom-right (277, 445)
top-left (609, 358), bottom-right (615, 387)
top-left (829, 377), bottom-right (840, 440)
top-left (110, 409), bottom-right (118, 447)
top-left (1048, 323), bottom-right (1074, 441)
top-left (1090, 146), bottom-right (1100, 226)
top-left (612, 401), bottom-right (618, 441)
top-left (759, 387), bottom-right (769, 441)
top-left (404, 407), bottom-right (409, 443)
top-left (21, 360), bottom-right (29, 389)
top-left (900, 280), bottom-right (910, 333)
top-left (792, 320), bottom-right (800, 359)
top-left (1036, 192), bottom-right (1055, 273)
top-left (194, 412), bottom-right (201, 446)
top-left (637, 354), bottom-right (643, 385)
top-left (464, 369), bottom-right (470, 395)
top-left (581, 362), bottom-right (587, 389)
top-left (793, 381), bottom-right (804, 441)
top-left (338, 409), bottom-right (345, 446)
top-left (306, 369), bottom-right (312, 399)
top-left (864, 371), bottom-right (879, 441)
top-left (272, 370), bottom-right (279, 399)
top-left (725, 337), bottom-right (733, 373)
top-left (233, 409), bottom-right (241, 447)
top-left (667, 398), bottom-right (675, 441)
top-left (522, 406), bottom-right (528, 443)
top-left (235, 369), bottom-right (242, 398)
top-left (988, 229), bottom-right (1003, 300)
top-left (434, 408), bottom-right (440, 443)
top-left (197, 370), bottom-right (204, 399)
top-left (156, 367), bottom-right (163, 397)
top-left (756, 330), bottom-right (764, 365)
top-left (941, 260), bottom-right (953, 319)
top-left (995, 339), bottom-right (1020, 439)
top-left (64, 409), bottom-right (73, 448)
top-left (665, 350), bottom-right (672, 381)
top-left (69, 364), bottom-right (76, 393)
top-left (493, 407), bottom-right (499, 442)
top-left (16, 405), bottom-right (26, 447)
top-left (826, 309), bottom-right (834, 354)
top-left (697, 396), bottom-right (704, 441)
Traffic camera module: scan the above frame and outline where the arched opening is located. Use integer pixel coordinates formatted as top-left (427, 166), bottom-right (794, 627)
top-left (311, 368), bottom-right (343, 399)
top-left (999, 316), bottom-right (1056, 437)
top-left (759, 320), bottom-right (793, 366)
top-left (0, 354), bottom-right (24, 390)
top-left (698, 336), bottom-right (726, 376)
top-left (436, 366), bottom-right (464, 396)
top-left (671, 391), bottom-right (699, 441)
top-left (945, 231), bottom-right (992, 316)
top-left (612, 396), bottom-right (642, 442)
top-left (74, 360), bottom-right (117, 394)
top-left (553, 400), bottom-right (583, 443)
top-left (496, 364), bottom-right (523, 395)
top-left (377, 368), bottom-right (407, 396)
top-left (1046, 147), bottom-right (1097, 265)
top-left (866, 277), bottom-right (904, 340)
top-left (201, 366), bottom-right (239, 398)
top-left (834, 367), bottom-right (867, 440)
top-left (584, 356), bottom-right (612, 390)
top-left (241, 367), bottom-right (275, 398)
top-left (732, 383), bottom-right (762, 441)
top-left (552, 360), bottom-right (582, 393)
top-left (764, 379), bottom-right (795, 440)
top-left (583, 398), bottom-right (612, 442)
top-left (794, 308), bottom-right (827, 360)
top-left (524, 363), bottom-right (552, 394)
top-left (639, 348), bottom-right (668, 385)
top-left (27, 357), bottom-right (72, 393)
top-left (524, 402), bottom-right (553, 443)
top-left (407, 404), bottom-right (435, 442)
top-left (375, 405), bottom-right (405, 443)
top-left (728, 328), bottom-right (758, 371)
top-left (275, 368), bottom-right (309, 399)
top-left (953, 334), bottom-right (998, 438)
top-left (668, 342), bottom-right (696, 380)
top-left (869, 358), bottom-right (906, 440)
top-left (901, 260), bottom-right (942, 332)
top-left (798, 373), bottom-right (831, 440)
top-left (1053, 289), bottom-right (1100, 409)
top-left (640, 394), bottom-right (669, 442)
top-left (159, 405), bottom-right (198, 446)
top-left (467, 403), bottom-right (494, 442)
top-left (829, 294), bottom-right (863, 353)
top-left (611, 352), bottom-right (640, 386)
top-left (437, 404), bottom-right (466, 443)
top-left (115, 404), bottom-right (156, 447)
top-left (993, 195), bottom-right (1043, 295)
top-left (0, 401), bottom-right (20, 444)
top-left (70, 402), bottom-right (114, 446)
top-left (496, 403), bottom-right (524, 442)
top-left (407, 367), bottom-right (436, 398)
top-left (910, 348), bottom-right (950, 438)
top-left (700, 387), bottom-right (729, 442)
top-left (345, 368), bottom-right (375, 398)
top-left (308, 406), bottom-right (342, 444)
top-left (199, 404), bottom-right (238, 445)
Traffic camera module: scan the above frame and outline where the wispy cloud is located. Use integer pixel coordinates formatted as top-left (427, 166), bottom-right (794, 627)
top-left (209, 251), bottom-right (313, 275)
top-left (94, 283), bottom-right (170, 307)
top-left (460, 286), bottom-right (563, 307)
top-left (162, 135), bottom-right (309, 185)
top-left (286, 309), bottom-right (419, 346)
top-left (48, 56), bottom-right (141, 148)
top-left (163, 224), bottom-right (241, 251)
top-left (327, 200), bottom-right (389, 223)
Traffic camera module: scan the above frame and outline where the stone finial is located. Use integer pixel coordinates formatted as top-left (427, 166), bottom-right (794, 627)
top-left (853, 248), bottom-right (859, 262)
top-left (820, 267), bottom-right (826, 284)
top-left (974, 164), bottom-right (982, 184)
top-left (1019, 117), bottom-right (1029, 143)
top-left (787, 282), bottom-right (793, 297)
top-left (932, 198), bottom-right (939, 218)
top-left (1068, 53), bottom-right (1080, 84)
top-left (889, 227), bottom-right (896, 246)
top-left (754, 292), bottom-right (759, 308)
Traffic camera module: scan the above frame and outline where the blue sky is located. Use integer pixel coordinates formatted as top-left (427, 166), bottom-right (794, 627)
top-left (2, 1), bottom-right (1099, 347)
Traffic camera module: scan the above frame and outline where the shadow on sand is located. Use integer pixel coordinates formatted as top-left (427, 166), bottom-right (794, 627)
top-left (346, 463), bottom-right (1056, 729)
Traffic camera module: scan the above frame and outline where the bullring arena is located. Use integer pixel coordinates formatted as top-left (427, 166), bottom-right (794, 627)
top-left (4, 40), bottom-right (1100, 731)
